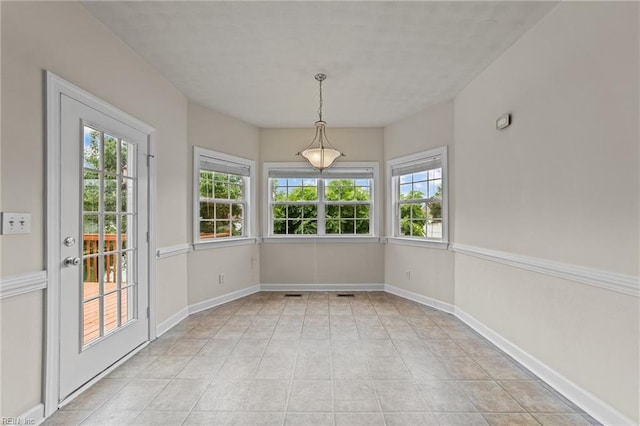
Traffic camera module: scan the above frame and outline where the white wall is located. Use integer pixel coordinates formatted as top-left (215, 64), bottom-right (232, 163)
top-left (0, 1), bottom-right (189, 417)
top-left (259, 128), bottom-right (385, 286)
top-left (383, 101), bottom-right (456, 304)
top-left (187, 102), bottom-right (261, 304)
top-left (454, 2), bottom-right (638, 422)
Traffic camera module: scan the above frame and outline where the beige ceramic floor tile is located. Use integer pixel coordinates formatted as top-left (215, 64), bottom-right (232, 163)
top-left (499, 381), bottom-right (573, 413)
top-left (482, 413), bottom-right (541, 425)
top-left (373, 380), bottom-right (427, 412)
top-left (41, 292), bottom-right (590, 426)
top-left (417, 381), bottom-right (476, 412)
top-left (131, 411), bottom-right (188, 425)
top-left (333, 380), bottom-right (380, 412)
top-left (456, 380), bottom-right (524, 413)
top-left (288, 380), bottom-right (333, 412)
top-left (284, 412), bottom-right (334, 426)
top-left (436, 412), bottom-right (490, 425)
top-left (335, 412), bottom-right (385, 426)
top-left (42, 410), bottom-right (92, 426)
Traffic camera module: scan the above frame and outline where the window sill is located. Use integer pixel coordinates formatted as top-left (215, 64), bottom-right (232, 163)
top-left (193, 237), bottom-right (258, 250)
top-left (386, 237), bottom-right (450, 250)
top-left (262, 236), bottom-right (382, 244)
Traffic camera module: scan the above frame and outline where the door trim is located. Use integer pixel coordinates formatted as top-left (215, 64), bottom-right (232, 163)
top-left (44, 71), bottom-right (157, 417)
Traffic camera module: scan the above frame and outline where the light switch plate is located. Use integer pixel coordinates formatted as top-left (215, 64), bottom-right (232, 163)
top-left (1, 212), bottom-right (31, 235)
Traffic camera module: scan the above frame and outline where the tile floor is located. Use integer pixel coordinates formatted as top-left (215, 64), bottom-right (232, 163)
top-left (44, 291), bottom-right (601, 425)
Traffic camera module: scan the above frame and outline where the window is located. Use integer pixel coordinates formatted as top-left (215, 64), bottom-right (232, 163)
top-left (387, 146), bottom-right (448, 244)
top-left (193, 147), bottom-right (255, 245)
top-left (264, 163), bottom-right (378, 238)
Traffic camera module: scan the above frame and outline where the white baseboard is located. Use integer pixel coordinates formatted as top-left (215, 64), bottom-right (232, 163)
top-left (18, 402), bottom-right (45, 425)
top-left (384, 284), bottom-right (455, 314)
top-left (260, 283), bottom-right (385, 292)
top-left (156, 306), bottom-right (189, 336)
top-left (188, 284), bottom-right (261, 315)
top-left (455, 307), bottom-right (635, 426)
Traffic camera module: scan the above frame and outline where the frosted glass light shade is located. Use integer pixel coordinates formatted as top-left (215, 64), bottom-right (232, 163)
top-left (301, 147), bottom-right (342, 170)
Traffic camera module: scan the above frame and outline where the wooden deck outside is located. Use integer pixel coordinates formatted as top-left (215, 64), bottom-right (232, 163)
top-left (82, 234), bottom-right (130, 346)
top-left (83, 282), bottom-right (129, 345)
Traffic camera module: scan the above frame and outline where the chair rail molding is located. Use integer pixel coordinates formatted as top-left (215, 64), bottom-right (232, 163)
top-left (0, 271), bottom-right (48, 299)
top-left (451, 243), bottom-right (639, 297)
top-left (156, 243), bottom-right (192, 259)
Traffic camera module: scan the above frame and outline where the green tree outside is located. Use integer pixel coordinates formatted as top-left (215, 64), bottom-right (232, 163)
top-left (83, 129), bottom-right (130, 235)
top-left (272, 179), bottom-right (370, 235)
top-left (199, 172), bottom-right (243, 237)
top-left (399, 184), bottom-right (442, 237)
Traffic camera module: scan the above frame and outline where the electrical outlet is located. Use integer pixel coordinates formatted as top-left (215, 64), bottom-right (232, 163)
top-left (218, 273), bottom-right (225, 284)
top-left (1, 212), bottom-right (31, 235)
top-left (405, 270), bottom-right (411, 281)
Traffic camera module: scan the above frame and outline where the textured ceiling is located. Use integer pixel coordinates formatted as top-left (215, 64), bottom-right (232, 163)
top-left (83, 1), bottom-right (557, 128)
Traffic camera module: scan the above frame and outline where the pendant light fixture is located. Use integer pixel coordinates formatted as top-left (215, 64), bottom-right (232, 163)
top-left (297, 73), bottom-right (344, 170)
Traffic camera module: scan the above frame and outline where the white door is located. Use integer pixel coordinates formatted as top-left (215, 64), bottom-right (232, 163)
top-left (58, 94), bottom-right (149, 400)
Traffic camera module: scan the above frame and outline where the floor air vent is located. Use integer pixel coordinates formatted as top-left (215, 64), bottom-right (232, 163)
top-left (337, 293), bottom-right (355, 297)
top-left (284, 293), bottom-right (303, 297)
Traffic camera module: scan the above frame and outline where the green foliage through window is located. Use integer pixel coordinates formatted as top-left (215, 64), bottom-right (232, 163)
top-left (271, 178), bottom-right (372, 236)
top-left (398, 169), bottom-right (442, 239)
top-left (199, 171), bottom-right (244, 239)
top-left (82, 127), bottom-right (133, 235)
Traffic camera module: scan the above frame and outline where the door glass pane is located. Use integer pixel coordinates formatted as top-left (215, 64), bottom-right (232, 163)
top-left (123, 215), bottom-right (135, 250)
top-left (104, 176), bottom-right (118, 212)
top-left (121, 141), bottom-right (131, 177)
top-left (83, 258), bottom-right (99, 299)
top-left (104, 291), bottom-right (119, 334)
top-left (103, 253), bottom-right (117, 290)
top-left (121, 177), bottom-right (134, 213)
top-left (83, 127), bottom-right (100, 170)
top-left (121, 285), bottom-right (134, 326)
top-left (104, 134), bottom-right (119, 174)
top-left (83, 170), bottom-right (100, 212)
top-left (120, 251), bottom-right (133, 286)
top-left (83, 215), bottom-right (99, 247)
top-left (81, 126), bottom-right (138, 348)
top-left (104, 215), bottom-right (118, 253)
top-left (83, 298), bottom-right (100, 345)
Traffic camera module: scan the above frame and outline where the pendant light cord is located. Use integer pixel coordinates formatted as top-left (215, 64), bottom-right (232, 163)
top-left (318, 78), bottom-right (323, 122)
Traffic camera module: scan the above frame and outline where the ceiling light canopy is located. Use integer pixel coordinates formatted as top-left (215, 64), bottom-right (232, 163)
top-left (298, 73), bottom-right (344, 170)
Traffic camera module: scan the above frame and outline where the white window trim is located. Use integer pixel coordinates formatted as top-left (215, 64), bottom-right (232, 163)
top-left (386, 146), bottom-right (449, 248)
top-left (262, 161), bottom-right (380, 241)
top-left (193, 147), bottom-right (256, 247)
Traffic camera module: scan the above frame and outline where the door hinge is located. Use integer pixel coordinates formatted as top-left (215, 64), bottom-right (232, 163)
top-left (146, 307), bottom-right (150, 319)
top-left (146, 231), bottom-right (149, 242)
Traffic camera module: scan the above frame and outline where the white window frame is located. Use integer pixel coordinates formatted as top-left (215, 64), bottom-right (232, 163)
top-left (263, 161), bottom-right (380, 242)
top-left (193, 147), bottom-right (256, 249)
top-left (386, 146), bottom-right (449, 249)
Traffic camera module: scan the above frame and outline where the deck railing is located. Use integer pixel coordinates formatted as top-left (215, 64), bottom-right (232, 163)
top-left (82, 233), bottom-right (129, 345)
top-left (83, 233), bottom-right (125, 283)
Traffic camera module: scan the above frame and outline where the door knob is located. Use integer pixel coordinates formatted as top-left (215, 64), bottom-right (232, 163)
top-left (63, 257), bottom-right (81, 267)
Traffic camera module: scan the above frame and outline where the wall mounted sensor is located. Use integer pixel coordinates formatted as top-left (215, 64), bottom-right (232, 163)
top-left (496, 113), bottom-right (511, 130)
